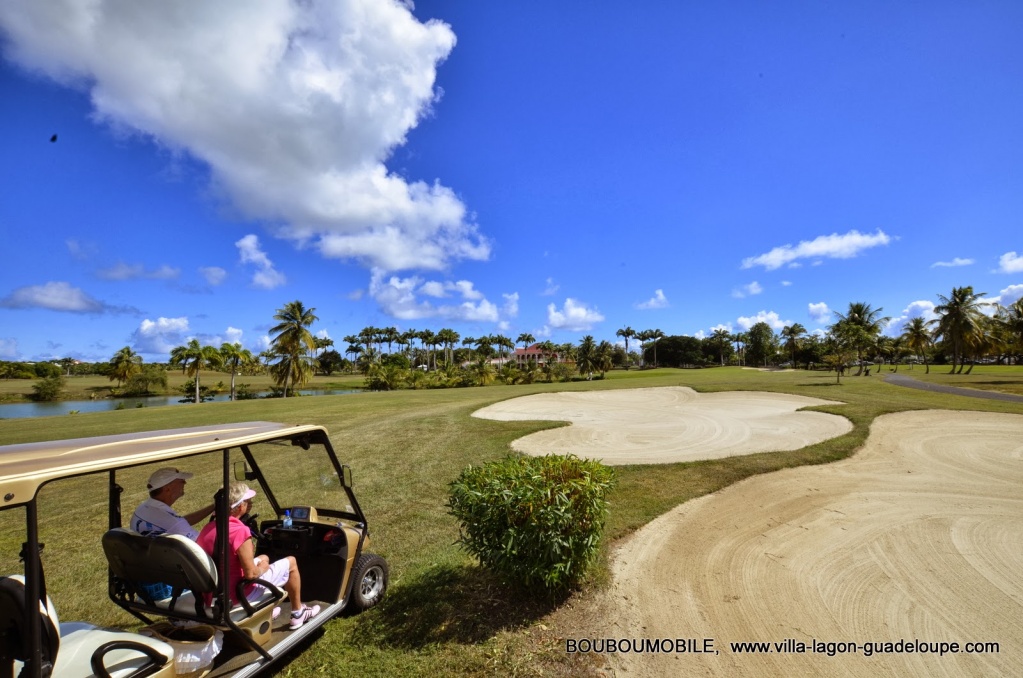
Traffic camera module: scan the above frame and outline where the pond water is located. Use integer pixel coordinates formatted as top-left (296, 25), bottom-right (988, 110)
top-left (0, 389), bottom-right (361, 420)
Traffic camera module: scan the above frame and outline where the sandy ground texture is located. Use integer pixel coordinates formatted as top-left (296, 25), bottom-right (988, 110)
top-left (597, 410), bottom-right (1023, 677)
top-left (471, 387), bottom-right (851, 465)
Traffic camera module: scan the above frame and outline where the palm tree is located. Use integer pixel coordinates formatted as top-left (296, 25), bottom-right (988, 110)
top-left (996, 299), bottom-right (1023, 361)
top-left (779, 324), bottom-right (807, 368)
top-left (381, 327), bottom-right (399, 355)
top-left (468, 356), bottom-right (495, 386)
top-left (109, 346), bottom-right (142, 387)
top-left (516, 332), bottom-right (535, 351)
top-left (595, 340), bottom-right (614, 377)
top-left (830, 302), bottom-right (889, 375)
top-left (731, 332), bottom-right (747, 366)
top-left (710, 328), bottom-right (731, 366)
top-left (169, 339), bottom-right (222, 403)
top-left (494, 334), bottom-right (515, 365)
top-left (220, 342), bottom-right (254, 401)
top-left (437, 328), bottom-right (460, 366)
top-left (900, 317), bottom-right (932, 373)
top-left (642, 329), bottom-right (665, 367)
top-left (538, 340), bottom-right (558, 382)
top-left (931, 286), bottom-right (987, 374)
top-left (269, 300), bottom-right (319, 396)
top-left (576, 335), bottom-right (597, 379)
top-left (616, 326), bottom-right (636, 368)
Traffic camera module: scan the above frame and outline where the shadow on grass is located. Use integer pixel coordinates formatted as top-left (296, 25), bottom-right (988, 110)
top-left (353, 563), bottom-right (565, 649)
top-left (799, 382), bottom-right (844, 387)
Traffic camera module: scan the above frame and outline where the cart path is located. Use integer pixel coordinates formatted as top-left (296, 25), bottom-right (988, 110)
top-left (883, 372), bottom-right (1023, 403)
top-left (598, 410), bottom-right (1023, 678)
top-left (472, 387), bottom-right (851, 465)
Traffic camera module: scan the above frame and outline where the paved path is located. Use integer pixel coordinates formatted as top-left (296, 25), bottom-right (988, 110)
top-left (883, 373), bottom-right (1023, 403)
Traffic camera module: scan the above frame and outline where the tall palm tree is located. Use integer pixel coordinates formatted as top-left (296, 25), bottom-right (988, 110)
top-left (616, 326), bottom-right (636, 368)
top-left (436, 328), bottom-right (460, 366)
top-left (830, 302), bottom-right (889, 375)
top-left (576, 335), bottom-right (597, 379)
top-left (996, 299), bottom-right (1023, 360)
top-left (219, 342), bottom-right (254, 401)
top-left (269, 300), bottom-right (318, 396)
top-left (595, 340), bottom-right (614, 377)
top-left (109, 346), bottom-right (142, 387)
top-left (900, 317), bottom-right (932, 373)
top-left (931, 286), bottom-right (987, 374)
top-left (516, 332), bottom-right (535, 351)
top-left (779, 323), bottom-right (807, 368)
top-left (494, 334), bottom-right (514, 365)
top-left (169, 339), bottom-right (222, 403)
top-left (644, 329), bottom-right (665, 367)
top-left (710, 328), bottom-right (731, 366)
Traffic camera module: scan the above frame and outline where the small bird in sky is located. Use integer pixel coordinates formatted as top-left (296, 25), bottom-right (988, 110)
top-left (50, 134), bottom-right (58, 142)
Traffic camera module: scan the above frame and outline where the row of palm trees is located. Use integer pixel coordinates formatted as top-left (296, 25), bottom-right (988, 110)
top-left (774, 287), bottom-right (1023, 375)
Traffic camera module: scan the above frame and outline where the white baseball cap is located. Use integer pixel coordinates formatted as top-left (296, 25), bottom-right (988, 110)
top-left (147, 468), bottom-right (194, 490)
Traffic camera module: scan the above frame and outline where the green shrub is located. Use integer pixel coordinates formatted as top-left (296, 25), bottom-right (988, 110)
top-left (448, 454), bottom-right (616, 593)
top-left (30, 375), bottom-right (65, 401)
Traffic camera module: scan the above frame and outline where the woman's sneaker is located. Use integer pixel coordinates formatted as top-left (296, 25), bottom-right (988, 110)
top-left (289, 604), bottom-right (321, 630)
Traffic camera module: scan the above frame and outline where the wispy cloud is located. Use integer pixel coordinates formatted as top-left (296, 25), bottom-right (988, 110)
top-left (931, 257), bottom-right (973, 268)
top-left (742, 229), bottom-right (891, 271)
top-left (542, 277), bottom-right (560, 296)
top-left (0, 281), bottom-right (139, 314)
top-left (199, 266), bottom-right (227, 286)
top-left (731, 281), bottom-right (762, 299)
top-left (97, 262), bottom-right (180, 281)
top-left (636, 289), bottom-right (669, 309)
top-left (236, 234), bottom-right (286, 289)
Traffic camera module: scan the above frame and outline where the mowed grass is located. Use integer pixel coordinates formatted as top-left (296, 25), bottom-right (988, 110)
top-left (1, 367), bottom-right (1022, 676)
top-left (887, 363), bottom-right (1023, 396)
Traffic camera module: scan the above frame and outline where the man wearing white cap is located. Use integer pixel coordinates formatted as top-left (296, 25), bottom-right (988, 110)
top-left (131, 467), bottom-right (215, 540)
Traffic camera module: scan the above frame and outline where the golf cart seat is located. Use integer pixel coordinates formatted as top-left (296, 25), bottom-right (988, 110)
top-left (0, 574), bottom-right (174, 678)
top-left (102, 529), bottom-right (282, 646)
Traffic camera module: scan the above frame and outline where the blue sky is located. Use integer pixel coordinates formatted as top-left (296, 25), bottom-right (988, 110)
top-left (1, 1), bottom-right (1022, 363)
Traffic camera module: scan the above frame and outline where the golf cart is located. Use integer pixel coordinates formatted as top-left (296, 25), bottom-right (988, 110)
top-left (0, 422), bottom-right (388, 678)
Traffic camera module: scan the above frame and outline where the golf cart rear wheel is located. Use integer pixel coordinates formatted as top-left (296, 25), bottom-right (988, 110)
top-left (349, 553), bottom-right (388, 612)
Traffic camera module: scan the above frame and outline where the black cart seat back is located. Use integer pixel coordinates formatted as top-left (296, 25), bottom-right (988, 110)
top-left (103, 528), bottom-right (218, 598)
top-left (0, 575), bottom-right (60, 671)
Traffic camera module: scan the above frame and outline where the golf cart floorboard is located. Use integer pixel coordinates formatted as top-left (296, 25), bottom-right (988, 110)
top-left (205, 598), bottom-right (341, 678)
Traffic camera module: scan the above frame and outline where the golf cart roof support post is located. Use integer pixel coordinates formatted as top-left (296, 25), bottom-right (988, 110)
top-left (107, 470), bottom-right (123, 530)
top-left (22, 500), bottom-right (45, 678)
top-left (215, 449), bottom-right (271, 662)
top-left (239, 445), bottom-right (279, 519)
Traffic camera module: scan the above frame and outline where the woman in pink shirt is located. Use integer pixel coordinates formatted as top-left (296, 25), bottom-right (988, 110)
top-left (197, 482), bottom-right (320, 630)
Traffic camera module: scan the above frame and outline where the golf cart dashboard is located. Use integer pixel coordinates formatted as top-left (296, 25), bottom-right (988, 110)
top-left (289, 505), bottom-right (313, 522)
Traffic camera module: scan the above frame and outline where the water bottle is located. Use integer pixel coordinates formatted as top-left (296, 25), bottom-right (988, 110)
top-left (282, 510), bottom-right (292, 529)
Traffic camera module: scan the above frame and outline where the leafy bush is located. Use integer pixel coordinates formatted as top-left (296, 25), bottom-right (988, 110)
top-left (30, 375), bottom-right (65, 401)
top-left (448, 454), bottom-right (616, 593)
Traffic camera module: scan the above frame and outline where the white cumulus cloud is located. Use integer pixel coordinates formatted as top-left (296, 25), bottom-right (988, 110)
top-left (0, 0), bottom-right (485, 274)
top-left (368, 270), bottom-right (505, 323)
top-left (994, 283), bottom-right (1023, 306)
top-left (741, 229), bottom-right (891, 271)
top-left (997, 251), bottom-right (1023, 274)
top-left (131, 316), bottom-right (190, 355)
top-left (547, 298), bottom-right (605, 331)
top-left (885, 300), bottom-right (937, 336)
top-left (636, 289), bottom-right (670, 309)
top-left (808, 302), bottom-right (831, 324)
top-left (736, 310), bottom-right (789, 331)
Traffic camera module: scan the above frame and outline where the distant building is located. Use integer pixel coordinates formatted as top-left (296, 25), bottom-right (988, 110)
top-left (512, 343), bottom-right (570, 368)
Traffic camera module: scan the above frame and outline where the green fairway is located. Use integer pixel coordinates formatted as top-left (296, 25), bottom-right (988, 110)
top-left (1, 367), bottom-right (1021, 676)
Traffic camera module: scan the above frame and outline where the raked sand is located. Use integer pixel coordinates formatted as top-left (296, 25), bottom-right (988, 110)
top-left (471, 386), bottom-right (851, 465)
top-left (475, 388), bottom-right (1023, 676)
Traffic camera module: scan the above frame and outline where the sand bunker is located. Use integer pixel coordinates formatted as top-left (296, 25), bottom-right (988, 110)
top-left (601, 410), bottom-right (1023, 677)
top-left (472, 386), bottom-right (851, 465)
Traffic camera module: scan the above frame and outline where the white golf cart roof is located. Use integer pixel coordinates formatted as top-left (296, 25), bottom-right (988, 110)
top-left (0, 421), bottom-right (325, 508)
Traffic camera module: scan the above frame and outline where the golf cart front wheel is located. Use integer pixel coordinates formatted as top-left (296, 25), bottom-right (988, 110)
top-left (349, 553), bottom-right (388, 612)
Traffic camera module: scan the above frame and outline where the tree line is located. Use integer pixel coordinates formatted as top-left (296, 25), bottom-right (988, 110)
top-left (12, 285), bottom-right (1023, 401)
